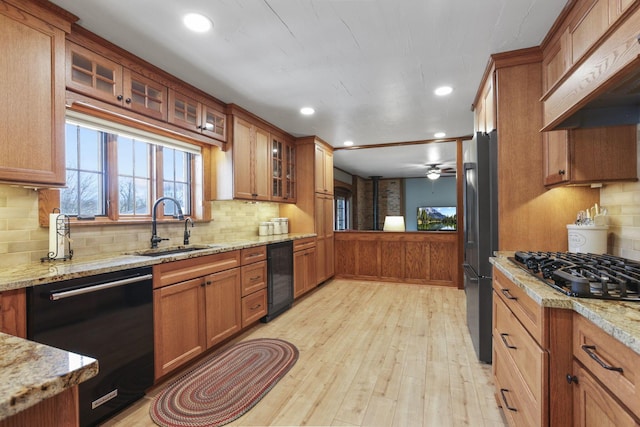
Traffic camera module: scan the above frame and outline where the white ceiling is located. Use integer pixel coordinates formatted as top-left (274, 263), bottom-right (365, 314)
top-left (49, 0), bottom-right (567, 178)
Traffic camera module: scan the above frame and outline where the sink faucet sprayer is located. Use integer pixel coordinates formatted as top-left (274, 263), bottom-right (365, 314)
top-left (184, 218), bottom-right (194, 245)
top-left (150, 197), bottom-right (184, 248)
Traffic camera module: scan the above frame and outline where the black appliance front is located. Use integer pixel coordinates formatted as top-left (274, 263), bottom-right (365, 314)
top-left (463, 130), bottom-right (498, 363)
top-left (262, 240), bottom-right (294, 322)
top-left (27, 267), bottom-right (154, 427)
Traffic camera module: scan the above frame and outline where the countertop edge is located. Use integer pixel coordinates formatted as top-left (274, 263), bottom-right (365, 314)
top-left (0, 332), bottom-right (98, 421)
top-left (0, 233), bottom-right (316, 292)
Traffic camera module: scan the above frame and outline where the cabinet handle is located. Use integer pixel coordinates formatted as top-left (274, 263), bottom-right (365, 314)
top-left (250, 275), bottom-right (261, 281)
top-left (566, 374), bottom-right (578, 384)
top-left (500, 333), bottom-right (517, 349)
top-left (581, 345), bottom-right (623, 373)
top-left (251, 193), bottom-right (258, 197)
top-left (125, 98), bottom-right (132, 104)
top-left (558, 169), bottom-right (565, 175)
top-left (501, 288), bottom-right (518, 300)
top-left (117, 94), bottom-right (123, 101)
top-left (250, 303), bottom-right (262, 310)
top-left (206, 280), bottom-right (212, 286)
top-left (499, 389), bottom-right (517, 412)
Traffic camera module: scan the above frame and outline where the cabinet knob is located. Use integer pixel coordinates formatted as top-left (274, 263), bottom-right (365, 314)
top-left (558, 169), bottom-right (565, 175)
top-left (566, 374), bottom-right (578, 384)
top-left (206, 280), bottom-right (212, 286)
top-left (125, 98), bottom-right (132, 104)
top-left (117, 95), bottom-right (123, 101)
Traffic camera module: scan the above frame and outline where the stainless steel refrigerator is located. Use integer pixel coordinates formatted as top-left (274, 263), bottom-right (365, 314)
top-left (463, 130), bottom-right (498, 363)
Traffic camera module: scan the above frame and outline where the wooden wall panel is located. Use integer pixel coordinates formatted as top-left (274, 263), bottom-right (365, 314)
top-left (334, 238), bottom-right (356, 276)
top-left (380, 241), bottom-right (404, 280)
top-left (357, 240), bottom-right (379, 277)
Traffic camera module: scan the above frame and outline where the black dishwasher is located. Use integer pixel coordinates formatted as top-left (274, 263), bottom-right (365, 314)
top-left (262, 240), bottom-right (293, 322)
top-left (27, 267), bottom-right (154, 427)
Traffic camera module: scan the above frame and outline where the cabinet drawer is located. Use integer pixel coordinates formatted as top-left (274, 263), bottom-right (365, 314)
top-left (241, 289), bottom-right (267, 327)
top-left (573, 313), bottom-right (640, 419)
top-left (493, 268), bottom-right (546, 345)
top-left (241, 261), bottom-right (267, 297)
top-left (241, 245), bottom-right (266, 265)
top-left (294, 237), bottom-right (316, 252)
top-left (494, 341), bottom-right (540, 427)
top-left (153, 251), bottom-right (241, 289)
top-left (493, 292), bottom-right (547, 414)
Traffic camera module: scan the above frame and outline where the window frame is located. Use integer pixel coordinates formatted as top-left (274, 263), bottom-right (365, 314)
top-left (59, 110), bottom-right (204, 226)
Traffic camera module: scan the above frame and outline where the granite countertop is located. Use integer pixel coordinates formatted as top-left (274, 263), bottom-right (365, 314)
top-left (0, 332), bottom-right (98, 420)
top-left (491, 252), bottom-right (640, 356)
top-left (0, 233), bottom-right (316, 292)
top-left (0, 232), bottom-right (314, 421)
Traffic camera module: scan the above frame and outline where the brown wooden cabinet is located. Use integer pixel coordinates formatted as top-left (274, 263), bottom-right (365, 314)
top-left (232, 116), bottom-right (270, 201)
top-left (541, 0), bottom-right (640, 129)
top-left (280, 136), bottom-right (335, 284)
top-left (0, 288), bottom-right (26, 338)
top-left (474, 71), bottom-right (495, 133)
top-left (0, 1), bottom-right (69, 186)
top-left (473, 49), bottom-right (600, 251)
top-left (152, 251), bottom-right (241, 379)
top-left (67, 42), bottom-right (168, 121)
top-left (203, 268), bottom-right (241, 347)
top-left (153, 276), bottom-right (206, 378)
top-left (240, 245), bottom-right (267, 327)
top-left (293, 237), bottom-right (317, 298)
top-left (571, 313), bottom-right (640, 424)
top-left (168, 89), bottom-right (226, 142)
top-left (492, 267), bottom-right (573, 427)
top-left (314, 144), bottom-right (334, 195)
top-left (544, 125), bottom-right (637, 187)
top-left (271, 135), bottom-right (296, 203)
top-left (315, 193), bottom-right (335, 284)
top-left (572, 361), bottom-right (639, 427)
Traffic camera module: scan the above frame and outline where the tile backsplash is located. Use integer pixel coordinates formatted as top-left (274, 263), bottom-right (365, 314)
top-left (0, 185), bottom-right (279, 268)
top-left (599, 126), bottom-right (640, 261)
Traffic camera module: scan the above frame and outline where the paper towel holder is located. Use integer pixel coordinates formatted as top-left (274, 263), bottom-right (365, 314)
top-left (41, 208), bottom-right (74, 262)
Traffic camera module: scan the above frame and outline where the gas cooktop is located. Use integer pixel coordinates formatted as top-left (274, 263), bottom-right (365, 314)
top-left (509, 251), bottom-right (640, 302)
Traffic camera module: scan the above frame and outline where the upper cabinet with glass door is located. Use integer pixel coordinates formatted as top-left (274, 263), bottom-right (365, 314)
top-left (66, 42), bottom-right (167, 121)
top-left (270, 135), bottom-right (296, 203)
top-left (168, 89), bottom-right (227, 143)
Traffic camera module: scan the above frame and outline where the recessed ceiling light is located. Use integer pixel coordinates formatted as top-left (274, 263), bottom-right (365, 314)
top-left (434, 86), bottom-right (453, 96)
top-left (434, 132), bottom-right (446, 138)
top-left (300, 107), bottom-right (315, 115)
top-left (344, 140), bottom-right (354, 146)
top-left (183, 13), bottom-right (212, 33)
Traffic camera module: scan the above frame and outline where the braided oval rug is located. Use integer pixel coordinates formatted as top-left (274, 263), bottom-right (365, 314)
top-left (150, 338), bottom-right (298, 427)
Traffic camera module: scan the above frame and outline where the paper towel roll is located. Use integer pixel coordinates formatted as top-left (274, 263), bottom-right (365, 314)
top-left (49, 213), bottom-right (67, 259)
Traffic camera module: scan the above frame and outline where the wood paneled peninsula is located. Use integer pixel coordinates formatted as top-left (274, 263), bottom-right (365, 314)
top-left (334, 231), bottom-right (458, 287)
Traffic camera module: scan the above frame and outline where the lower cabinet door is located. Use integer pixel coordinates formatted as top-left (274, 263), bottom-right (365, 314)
top-left (204, 268), bottom-right (241, 348)
top-left (153, 277), bottom-right (206, 379)
top-left (572, 361), bottom-right (639, 427)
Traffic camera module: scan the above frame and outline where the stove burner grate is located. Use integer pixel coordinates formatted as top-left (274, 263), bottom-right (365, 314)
top-left (509, 251), bottom-right (640, 302)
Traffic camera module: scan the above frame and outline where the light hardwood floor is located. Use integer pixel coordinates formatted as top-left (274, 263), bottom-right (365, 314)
top-left (101, 279), bottom-right (507, 427)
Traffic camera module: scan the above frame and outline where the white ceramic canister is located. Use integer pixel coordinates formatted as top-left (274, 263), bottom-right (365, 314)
top-left (566, 224), bottom-right (609, 254)
top-left (259, 222), bottom-right (270, 236)
top-left (280, 217), bottom-right (289, 234)
top-left (267, 222), bottom-right (274, 235)
top-left (271, 218), bottom-right (282, 235)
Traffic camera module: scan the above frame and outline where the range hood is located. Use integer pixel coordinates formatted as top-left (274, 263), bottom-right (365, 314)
top-left (553, 65), bottom-right (640, 129)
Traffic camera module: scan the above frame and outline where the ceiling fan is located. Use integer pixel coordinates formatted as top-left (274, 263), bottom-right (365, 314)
top-left (425, 164), bottom-right (456, 180)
